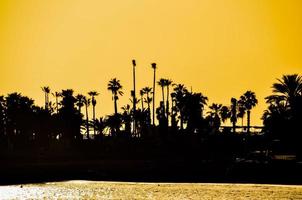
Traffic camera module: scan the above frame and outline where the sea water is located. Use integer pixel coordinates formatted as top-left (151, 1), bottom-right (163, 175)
top-left (0, 181), bottom-right (302, 199)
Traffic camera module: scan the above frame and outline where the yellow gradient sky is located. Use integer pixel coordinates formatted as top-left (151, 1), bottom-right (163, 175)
top-left (0, 0), bottom-right (302, 125)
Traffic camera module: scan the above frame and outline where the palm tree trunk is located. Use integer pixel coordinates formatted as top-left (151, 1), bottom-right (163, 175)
top-left (152, 69), bottom-right (156, 126)
top-left (247, 110), bottom-right (251, 133)
top-left (46, 93), bottom-right (49, 110)
top-left (180, 113), bottom-right (184, 131)
top-left (55, 96), bottom-right (58, 114)
top-left (93, 105), bottom-right (96, 137)
top-left (171, 99), bottom-right (175, 128)
top-left (147, 93), bottom-right (151, 124)
top-left (44, 93), bottom-right (47, 110)
top-left (241, 117), bottom-right (244, 132)
top-left (86, 105), bottom-right (89, 139)
top-left (166, 86), bottom-right (169, 126)
top-left (133, 62), bottom-right (136, 136)
top-left (161, 87), bottom-right (165, 106)
top-left (141, 96), bottom-right (144, 110)
top-left (161, 86), bottom-right (165, 117)
top-left (114, 95), bottom-right (118, 115)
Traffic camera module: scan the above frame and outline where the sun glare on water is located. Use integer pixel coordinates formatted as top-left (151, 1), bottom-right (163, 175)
top-left (1, 181), bottom-right (302, 199)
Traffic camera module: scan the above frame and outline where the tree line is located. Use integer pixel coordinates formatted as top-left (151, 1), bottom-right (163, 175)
top-left (0, 69), bottom-right (301, 158)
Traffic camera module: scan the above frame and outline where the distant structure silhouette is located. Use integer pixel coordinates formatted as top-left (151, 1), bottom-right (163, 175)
top-left (151, 63), bottom-right (157, 126)
top-left (132, 59), bottom-right (137, 136)
top-left (107, 78), bottom-right (123, 115)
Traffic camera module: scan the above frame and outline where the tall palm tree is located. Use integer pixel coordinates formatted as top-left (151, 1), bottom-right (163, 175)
top-left (52, 91), bottom-right (61, 114)
top-left (184, 92), bottom-right (208, 132)
top-left (164, 79), bottom-right (173, 123)
top-left (237, 99), bottom-right (246, 127)
top-left (76, 94), bottom-right (85, 113)
top-left (230, 98), bottom-right (238, 133)
top-left (208, 103), bottom-right (223, 130)
top-left (220, 105), bottom-right (230, 123)
top-left (157, 78), bottom-right (166, 118)
top-left (88, 91), bottom-right (99, 137)
top-left (266, 74), bottom-right (302, 109)
top-left (41, 86), bottom-right (50, 110)
top-left (107, 78), bottom-right (123, 115)
top-left (151, 63), bottom-right (157, 126)
top-left (240, 91), bottom-right (258, 133)
top-left (172, 84), bottom-right (188, 130)
top-left (192, 92), bottom-right (208, 117)
top-left (83, 96), bottom-right (91, 139)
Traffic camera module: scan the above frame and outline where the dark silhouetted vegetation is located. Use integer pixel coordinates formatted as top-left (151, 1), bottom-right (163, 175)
top-left (1, 69), bottom-right (302, 184)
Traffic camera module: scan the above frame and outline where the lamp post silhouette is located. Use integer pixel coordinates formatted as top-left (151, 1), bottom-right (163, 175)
top-left (132, 59), bottom-right (137, 136)
top-left (151, 63), bottom-right (157, 126)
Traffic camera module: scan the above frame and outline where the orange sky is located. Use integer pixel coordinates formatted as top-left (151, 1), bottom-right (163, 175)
top-left (0, 0), bottom-right (302, 125)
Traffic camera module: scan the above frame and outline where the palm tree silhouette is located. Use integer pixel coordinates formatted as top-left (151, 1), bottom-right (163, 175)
top-left (59, 89), bottom-right (81, 140)
top-left (264, 74), bottom-right (302, 144)
top-left (52, 92), bottom-right (61, 114)
top-left (6, 93), bottom-right (35, 142)
top-left (237, 99), bottom-right (246, 128)
top-left (94, 117), bottom-right (105, 138)
top-left (183, 92), bottom-right (208, 132)
top-left (208, 103), bottom-right (222, 118)
top-left (208, 103), bottom-right (223, 131)
top-left (41, 86), bottom-right (50, 110)
top-left (88, 91), bottom-right (99, 137)
top-left (164, 79), bottom-right (173, 125)
top-left (170, 93), bottom-right (177, 128)
top-left (157, 78), bottom-right (166, 117)
top-left (262, 100), bottom-right (288, 137)
top-left (266, 74), bottom-right (302, 109)
top-left (121, 104), bottom-right (131, 135)
top-left (230, 98), bottom-right (238, 133)
top-left (83, 96), bottom-right (91, 139)
top-left (220, 105), bottom-right (230, 124)
top-left (142, 86), bottom-right (152, 124)
top-left (142, 87), bottom-right (152, 108)
top-left (240, 91), bottom-right (258, 133)
top-left (107, 78), bottom-right (123, 115)
top-left (151, 63), bottom-right (157, 126)
top-left (104, 113), bottom-right (122, 137)
top-left (172, 84), bottom-right (188, 130)
top-left (76, 94), bottom-right (85, 113)
top-left (139, 89), bottom-right (145, 110)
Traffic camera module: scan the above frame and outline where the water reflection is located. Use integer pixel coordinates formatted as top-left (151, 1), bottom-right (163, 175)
top-left (1, 181), bottom-right (302, 199)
